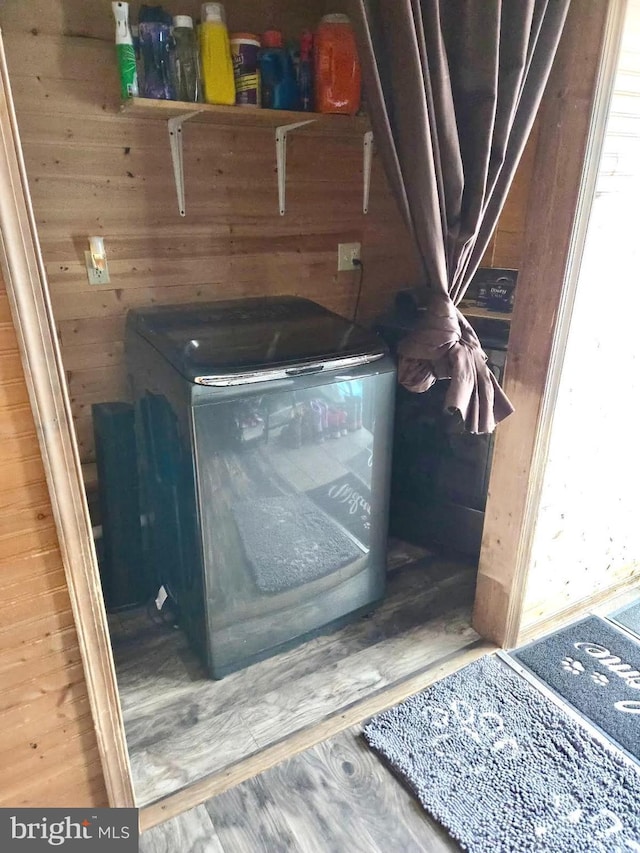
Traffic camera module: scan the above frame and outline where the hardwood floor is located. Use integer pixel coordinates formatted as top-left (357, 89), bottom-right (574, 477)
top-left (140, 727), bottom-right (461, 852)
top-left (109, 541), bottom-right (478, 807)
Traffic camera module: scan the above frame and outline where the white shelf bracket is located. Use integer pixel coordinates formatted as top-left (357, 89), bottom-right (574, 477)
top-left (363, 131), bottom-right (374, 214)
top-left (168, 112), bottom-right (202, 217)
top-left (275, 119), bottom-right (316, 215)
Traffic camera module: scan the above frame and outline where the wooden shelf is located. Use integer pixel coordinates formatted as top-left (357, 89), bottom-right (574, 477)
top-left (121, 97), bottom-right (370, 136)
top-left (460, 303), bottom-right (512, 322)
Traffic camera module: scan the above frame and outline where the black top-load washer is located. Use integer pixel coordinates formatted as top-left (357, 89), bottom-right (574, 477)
top-left (126, 296), bottom-right (396, 678)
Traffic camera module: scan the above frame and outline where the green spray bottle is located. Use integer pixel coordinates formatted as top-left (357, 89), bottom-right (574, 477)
top-left (112, 1), bottom-right (139, 99)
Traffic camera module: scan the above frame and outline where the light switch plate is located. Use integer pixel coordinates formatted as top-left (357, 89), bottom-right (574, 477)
top-left (337, 242), bottom-right (361, 272)
top-left (85, 250), bottom-right (110, 285)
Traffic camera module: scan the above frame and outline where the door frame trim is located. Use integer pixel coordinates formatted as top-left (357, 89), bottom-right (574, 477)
top-left (0, 29), bottom-right (134, 807)
top-left (504, 0), bottom-right (629, 645)
top-left (473, 0), bottom-right (627, 647)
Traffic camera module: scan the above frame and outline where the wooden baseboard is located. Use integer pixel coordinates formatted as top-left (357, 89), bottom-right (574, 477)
top-left (139, 638), bottom-right (495, 832)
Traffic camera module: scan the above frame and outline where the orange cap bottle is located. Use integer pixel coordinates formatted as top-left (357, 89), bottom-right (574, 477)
top-left (314, 14), bottom-right (361, 115)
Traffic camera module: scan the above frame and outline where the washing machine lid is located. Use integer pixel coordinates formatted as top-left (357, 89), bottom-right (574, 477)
top-left (128, 296), bottom-right (386, 384)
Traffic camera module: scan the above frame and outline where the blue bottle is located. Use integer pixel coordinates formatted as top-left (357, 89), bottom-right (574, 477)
top-left (259, 30), bottom-right (300, 110)
top-left (138, 5), bottom-right (175, 100)
top-left (297, 31), bottom-right (313, 112)
top-left (138, 22), bottom-right (175, 99)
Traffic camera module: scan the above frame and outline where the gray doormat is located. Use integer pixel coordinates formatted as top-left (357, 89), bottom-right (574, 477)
top-left (609, 600), bottom-right (640, 641)
top-left (307, 472), bottom-right (371, 546)
top-left (511, 615), bottom-right (640, 761)
top-left (364, 656), bottom-right (640, 853)
top-left (233, 494), bottom-right (362, 593)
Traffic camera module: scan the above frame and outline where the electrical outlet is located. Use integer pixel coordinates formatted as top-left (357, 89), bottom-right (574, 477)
top-left (337, 242), bottom-right (361, 272)
top-left (85, 251), bottom-right (110, 285)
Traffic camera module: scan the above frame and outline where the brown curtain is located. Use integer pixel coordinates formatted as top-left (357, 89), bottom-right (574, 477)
top-left (349, 0), bottom-right (569, 433)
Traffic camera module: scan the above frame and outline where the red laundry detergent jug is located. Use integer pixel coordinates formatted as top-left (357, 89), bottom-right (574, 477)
top-left (314, 14), bottom-right (361, 115)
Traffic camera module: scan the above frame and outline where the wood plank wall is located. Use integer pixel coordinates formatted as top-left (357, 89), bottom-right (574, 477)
top-left (0, 0), bottom-right (535, 470)
top-left (0, 264), bottom-right (108, 807)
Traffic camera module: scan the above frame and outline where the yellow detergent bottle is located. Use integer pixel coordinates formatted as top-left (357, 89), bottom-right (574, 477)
top-left (200, 2), bottom-right (236, 105)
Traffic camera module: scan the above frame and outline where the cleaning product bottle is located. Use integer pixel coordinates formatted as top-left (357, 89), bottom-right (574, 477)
top-left (200, 3), bottom-right (235, 106)
top-left (137, 4), bottom-right (175, 100)
top-left (112, 2), bottom-right (139, 99)
top-left (298, 30), bottom-right (314, 112)
top-left (172, 16), bottom-right (202, 102)
top-left (259, 30), bottom-right (300, 111)
top-left (314, 14), bottom-right (361, 115)
top-left (138, 20), bottom-right (175, 99)
top-left (229, 33), bottom-right (261, 107)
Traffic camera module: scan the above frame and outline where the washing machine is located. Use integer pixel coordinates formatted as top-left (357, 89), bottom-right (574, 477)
top-left (125, 296), bottom-right (395, 678)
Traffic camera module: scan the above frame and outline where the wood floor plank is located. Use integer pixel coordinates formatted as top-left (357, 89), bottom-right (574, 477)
top-left (139, 641), bottom-right (493, 831)
top-left (114, 559), bottom-right (477, 807)
top-left (129, 707), bottom-right (262, 807)
top-left (241, 603), bottom-right (477, 750)
top-left (386, 537), bottom-right (432, 572)
top-left (206, 779), bottom-right (299, 853)
top-left (196, 728), bottom-right (459, 853)
top-left (115, 558), bottom-right (472, 719)
top-left (139, 805), bottom-right (225, 853)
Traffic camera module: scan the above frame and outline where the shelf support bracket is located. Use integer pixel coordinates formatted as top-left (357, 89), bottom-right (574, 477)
top-left (363, 131), bottom-right (374, 214)
top-left (275, 120), bottom-right (316, 215)
top-left (168, 112), bottom-right (202, 217)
